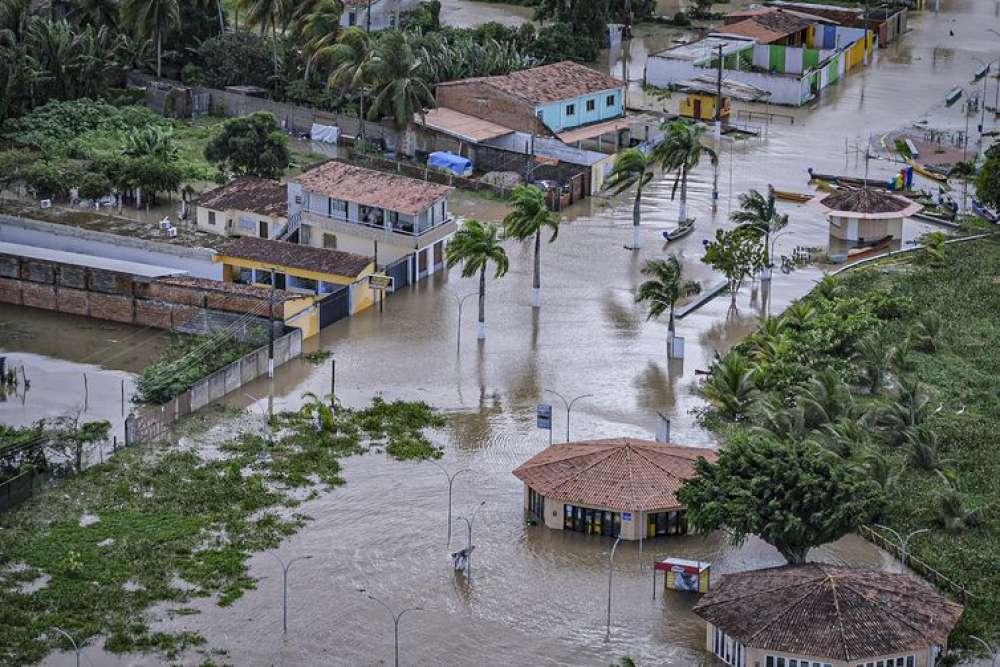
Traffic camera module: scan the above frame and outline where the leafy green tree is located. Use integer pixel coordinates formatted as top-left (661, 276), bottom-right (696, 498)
top-left (690, 0), bottom-right (714, 19)
top-left (120, 0), bottom-right (180, 79)
top-left (129, 155), bottom-right (182, 204)
top-left (702, 226), bottom-right (765, 306)
top-left (912, 311), bottom-right (942, 353)
top-left (445, 219), bottom-right (509, 341)
top-left (635, 255), bottom-right (700, 341)
top-left (652, 119), bottom-right (717, 224)
top-left (503, 184), bottom-right (560, 309)
top-left (204, 111), bottom-right (289, 179)
top-left (854, 335), bottom-right (894, 395)
top-left (366, 30), bottom-right (435, 131)
top-left (730, 186), bottom-right (788, 274)
top-left (606, 148), bottom-right (654, 249)
top-left (196, 31), bottom-right (277, 89)
top-left (76, 171), bottom-right (112, 200)
top-left (976, 155), bottom-right (1000, 209)
top-left (678, 435), bottom-right (885, 564)
top-left (529, 21), bottom-right (598, 63)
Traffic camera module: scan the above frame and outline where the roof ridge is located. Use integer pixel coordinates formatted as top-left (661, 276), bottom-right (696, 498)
top-left (826, 567), bottom-right (852, 661)
top-left (629, 442), bottom-right (708, 477)
top-left (695, 575), bottom-right (818, 611)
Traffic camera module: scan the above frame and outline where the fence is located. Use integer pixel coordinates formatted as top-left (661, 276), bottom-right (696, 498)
top-left (125, 328), bottom-right (303, 445)
top-left (0, 469), bottom-right (45, 513)
top-left (857, 524), bottom-right (972, 603)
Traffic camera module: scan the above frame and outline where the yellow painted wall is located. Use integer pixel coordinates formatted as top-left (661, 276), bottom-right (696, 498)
top-left (214, 256), bottom-right (375, 287)
top-left (679, 94), bottom-right (729, 121)
top-left (282, 296), bottom-right (321, 339)
top-left (350, 279), bottom-right (374, 314)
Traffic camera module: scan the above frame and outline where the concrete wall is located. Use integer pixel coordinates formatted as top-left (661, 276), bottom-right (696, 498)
top-left (195, 205), bottom-right (285, 239)
top-left (126, 328), bottom-right (303, 444)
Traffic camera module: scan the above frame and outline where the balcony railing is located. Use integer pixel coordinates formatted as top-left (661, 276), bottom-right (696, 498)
top-left (303, 208), bottom-right (453, 238)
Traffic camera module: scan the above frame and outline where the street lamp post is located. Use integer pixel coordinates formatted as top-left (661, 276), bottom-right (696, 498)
top-left (51, 627), bottom-right (80, 667)
top-left (544, 389), bottom-right (593, 443)
top-left (604, 534), bottom-right (624, 643)
top-left (430, 460), bottom-right (471, 546)
top-left (969, 636), bottom-right (999, 667)
top-left (361, 591), bottom-right (423, 667)
top-left (456, 500), bottom-right (486, 584)
top-left (266, 553), bottom-right (313, 635)
top-left (874, 525), bottom-right (930, 574)
top-left (453, 291), bottom-right (478, 352)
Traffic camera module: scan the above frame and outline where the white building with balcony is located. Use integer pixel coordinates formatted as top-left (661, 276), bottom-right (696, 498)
top-left (287, 161), bottom-right (456, 286)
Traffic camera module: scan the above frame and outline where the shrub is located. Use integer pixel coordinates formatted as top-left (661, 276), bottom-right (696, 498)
top-left (76, 171), bottom-right (112, 200)
top-left (196, 32), bottom-right (281, 90)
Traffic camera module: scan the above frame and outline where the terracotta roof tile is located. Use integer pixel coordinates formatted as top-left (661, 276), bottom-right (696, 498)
top-left (198, 178), bottom-right (287, 219)
top-left (294, 161), bottom-right (452, 217)
top-left (439, 61), bottom-right (624, 106)
top-left (719, 10), bottom-right (813, 44)
top-left (156, 275), bottom-right (302, 303)
top-left (692, 564), bottom-right (964, 661)
top-left (215, 237), bottom-right (373, 278)
top-left (512, 438), bottom-right (716, 511)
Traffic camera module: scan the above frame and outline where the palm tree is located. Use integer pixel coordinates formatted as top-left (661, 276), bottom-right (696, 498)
top-left (366, 30), bottom-right (435, 132)
top-left (652, 119), bottom-right (717, 224)
top-left (814, 274), bottom-right (845, 301)
top-left (605, 148), bottom-right (654, 249)
top-left (237, 0), bottom-right (287, 87)
top-left (934, 472), bottom-right (984, 534)
top-left (325, 26), bottom-right (375, 137)
top-left (292, 0), bottom-right (343, 81)
top-left (904, 425), bottom-right (951, 472)
top-left (503, 184), bottom-right (559, 308)
top-left (299, 391), bottom-right (336, 431)
top-left (702, 352), bottom-right (758, 420)
top-left (120, 0), bottom-right (179, 79)
top-left (445, 220), bottom-right (509, 341)
top-left (751, 397), bottom-right (808, 442)
top-left (69, 0), bottom-right (120, 29)
top-left (797, 368), bottom-right (853, 428)
top-left (731, 186), bottom-right (788, 277)
top-left (855, 335), bottom-right (895, 395)
top-left (781, 300), bottom-right (816, 329)
top-left (635, 255), bottom-right (700, 343)
top-left (912, 311), bottom-right (942, 353)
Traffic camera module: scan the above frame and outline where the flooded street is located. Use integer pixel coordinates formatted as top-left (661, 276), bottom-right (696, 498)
top-left (30, 1), bottom-right (1000, 665)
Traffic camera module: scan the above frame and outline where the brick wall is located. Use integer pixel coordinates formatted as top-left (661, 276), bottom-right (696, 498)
top-left (435, 81), bottom-right (549, 136)
top-left (0, 251), bottom-right (279, 341)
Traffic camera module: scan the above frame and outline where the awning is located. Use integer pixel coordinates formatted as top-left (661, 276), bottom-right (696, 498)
top-left (416, 107), bottom-right (513, 143)
top-left (556, 117), bottom-right (633, 145)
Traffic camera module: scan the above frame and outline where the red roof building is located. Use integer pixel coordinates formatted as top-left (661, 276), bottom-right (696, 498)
top-left (512, 438), bottom-right (715, 541)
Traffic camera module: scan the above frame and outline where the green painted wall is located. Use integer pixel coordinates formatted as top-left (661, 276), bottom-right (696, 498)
top-left (769, 45), bottom-right (786, 72)
top-left (803, 49), bottom-right (820, 71)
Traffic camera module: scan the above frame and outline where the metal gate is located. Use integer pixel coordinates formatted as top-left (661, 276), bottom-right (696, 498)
top-left (384, 255), bottom-right (412, 291)
top-left (319, 286), bottom-right (350, 328)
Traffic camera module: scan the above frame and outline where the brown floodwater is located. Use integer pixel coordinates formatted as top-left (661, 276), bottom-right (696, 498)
top-left (34, 1), bottom-right (1000, 665)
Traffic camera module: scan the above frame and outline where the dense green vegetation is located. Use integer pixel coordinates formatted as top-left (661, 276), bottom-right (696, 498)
top-left (691, 236), bottom-right (1000, 645)
top-left (134, 334), bottom-right (259, 405)
top-left (0, 397), bottom-right (445, 664)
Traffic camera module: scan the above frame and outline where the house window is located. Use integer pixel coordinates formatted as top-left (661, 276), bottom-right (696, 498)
top-left (606, 94), bottom-right (616, 107)
top-left (586, 99), bottom-right (596, 112)
top-left (527, 487), bottom-right (544, 519)
top-left (328, 197), bottom-right (347, 219)
top-left (207, 211), bottom-right (216, 225)
top-left (347, 10), bottom-right (356, 25)
top-left (714, 627), bottom-right (746, 667)
top-left (259, 220), bottom-right (269, 238)
top-left (565, 103), bottom-right (575, 116)
top-left (323, 233), bottom-right (338, 249)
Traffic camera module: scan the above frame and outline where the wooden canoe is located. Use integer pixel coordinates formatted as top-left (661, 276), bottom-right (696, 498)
top-left (773, 189), bottom-right (813, 203)
top-left (663, 219), bottom-right (695, 241)
top-left (907, 159), bottom-right (950, 184)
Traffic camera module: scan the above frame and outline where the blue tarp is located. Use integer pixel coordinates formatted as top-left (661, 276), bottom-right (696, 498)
top-left (428, 151), bottom-right (472, 176)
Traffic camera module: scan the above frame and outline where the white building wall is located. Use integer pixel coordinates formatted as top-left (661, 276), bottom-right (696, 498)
top-left (647, 55), bottom-right (807, 106)
top-left (785, 48), bottom-right (804, 75)
top-left (753, 45), bottom-right (771, 70)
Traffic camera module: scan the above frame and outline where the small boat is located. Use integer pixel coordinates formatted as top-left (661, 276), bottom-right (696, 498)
top-left (972, 198), bottom-right (999, 223)
top-left (773, 189), bottom-right (813, 203)
top-left (663, 219), bottom-right (695, 241)
top-left (945, 87), bottom-right (963, 106)
top-left (907, 159), bottom-right (949, 184)
top-left (974, 63), bottom-right (991, 81)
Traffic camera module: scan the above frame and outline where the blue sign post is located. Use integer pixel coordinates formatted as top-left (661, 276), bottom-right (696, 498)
top-left (537, 403), bottom-right (553, 446)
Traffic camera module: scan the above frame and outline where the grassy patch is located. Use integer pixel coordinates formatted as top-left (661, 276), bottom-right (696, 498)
top-left (133, 334), bottom-right (261, 405)
top-left (0, 396), bottom-right (444, 664)
top-left (702, 236), bottom-right (1000, 646)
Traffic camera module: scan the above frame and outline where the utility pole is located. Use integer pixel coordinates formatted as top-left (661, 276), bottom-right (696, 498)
top-left (430, 461), bottom-right (472, 545)
top-left (604, 535), bottom-right (624, 643)
top-left (622, 0), bottom-right (632, 109)
top-left (268, 269), bottom-right (276, 420)
top-left (863, 0), bottom-right (870, 66)
top-left (329, 356), bottom-right (336, 408)
top-left (714, 43), bottom-right (724, 141)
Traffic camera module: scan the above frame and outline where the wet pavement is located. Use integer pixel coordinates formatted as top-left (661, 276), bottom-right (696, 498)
top-left (29, 0), bottom-right (1000, 664)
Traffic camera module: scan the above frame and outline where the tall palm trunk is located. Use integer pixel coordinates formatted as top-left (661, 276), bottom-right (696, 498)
top-left (477, 266), bottom-right (486, 340)
top-left (216, 0), bottom-right (225, 32)
top-left (271, 21), bottom-right (279, 93)
top-left (632, 184), bottom-right (642, 249)
top-left (678, 164), bottom-right (688, 222)
top-left (156, 30), bottom-right (162, 79)
top-left (532, 229), bottom-right (541, 308)
top-left (667, 302), bottom-right (676, 340)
